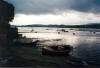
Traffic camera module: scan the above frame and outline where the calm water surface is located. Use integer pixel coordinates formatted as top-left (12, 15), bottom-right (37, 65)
top-left (18, 27), bottom-right (100, 64)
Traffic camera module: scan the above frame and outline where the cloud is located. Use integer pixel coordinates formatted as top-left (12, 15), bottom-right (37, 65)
top-left (4, 0), bottom-right (100, 25)
top-left (5, 0), bottom-right (100, 14)
top-left (10, 12), bottom-right (100, 25)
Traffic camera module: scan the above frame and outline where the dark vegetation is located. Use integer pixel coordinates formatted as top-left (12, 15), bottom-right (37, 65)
top-left (0, 0), bottom-right (20, 66)
top-left (14, 23), bottom-right (100, 28)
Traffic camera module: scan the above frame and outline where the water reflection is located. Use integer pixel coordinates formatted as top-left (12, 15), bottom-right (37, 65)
top-left (18, 27), bottom-right (100, 64)
top-left (73, 37), bottom-right (100, 64)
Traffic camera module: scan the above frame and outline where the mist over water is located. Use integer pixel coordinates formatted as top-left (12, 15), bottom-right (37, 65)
top-left (18, 27), bottom-right (100, 64)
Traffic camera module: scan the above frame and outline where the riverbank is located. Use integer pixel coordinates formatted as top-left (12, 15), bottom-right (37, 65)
top-left (5, 44), bottom-right (99, 68)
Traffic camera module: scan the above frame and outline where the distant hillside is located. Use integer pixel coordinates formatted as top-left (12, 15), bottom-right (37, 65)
top-left (77, 23), bottom-right (100, 28)
top-left (12, 23), bottom-right (100, 28)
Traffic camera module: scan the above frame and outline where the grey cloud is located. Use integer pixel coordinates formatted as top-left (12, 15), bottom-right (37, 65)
top-left (5, 0), bottom-right (100, 14)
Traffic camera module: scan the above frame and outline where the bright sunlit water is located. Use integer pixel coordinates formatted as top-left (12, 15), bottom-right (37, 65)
top-left (18, 27), bottom-right (100, 64)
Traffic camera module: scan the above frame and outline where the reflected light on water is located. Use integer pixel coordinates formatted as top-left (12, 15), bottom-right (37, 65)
top-left (19, 27), bottom-right (100, 64)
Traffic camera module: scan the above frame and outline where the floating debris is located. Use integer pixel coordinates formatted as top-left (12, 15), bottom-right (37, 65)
top-left (58, 32), bottom-right (60, 34)
top-left (73, 33), bottom-right (75, 35)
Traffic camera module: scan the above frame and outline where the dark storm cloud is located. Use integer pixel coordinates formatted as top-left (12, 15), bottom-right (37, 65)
top-left (5, 0), bottom-right (100, 14)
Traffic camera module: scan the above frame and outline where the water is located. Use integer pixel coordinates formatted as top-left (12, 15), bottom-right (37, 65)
top-left (18, 27), bottom-right (100, 65)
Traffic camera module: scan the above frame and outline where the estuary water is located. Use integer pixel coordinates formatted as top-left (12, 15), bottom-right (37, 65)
top-left (18, 27), bottom-right (100, 65)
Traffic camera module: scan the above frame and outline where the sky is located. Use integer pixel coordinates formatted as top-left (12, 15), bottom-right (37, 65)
top-left (5, 0), bottom-right (100, 25)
